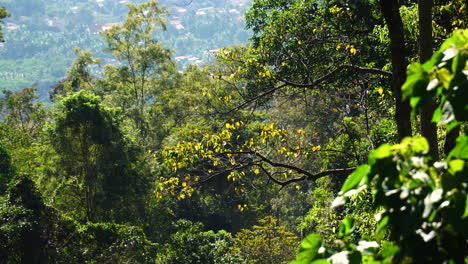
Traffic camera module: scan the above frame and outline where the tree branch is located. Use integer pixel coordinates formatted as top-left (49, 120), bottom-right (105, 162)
top-left (226, 64), bottom-right (391, 113)
top-left (254, 151), bottom-right (355, 184)
top-left (278, 64), bottom-right (392, 88)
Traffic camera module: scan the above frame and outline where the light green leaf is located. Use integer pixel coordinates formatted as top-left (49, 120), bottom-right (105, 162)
top-left (437, 68), bottom-right (452, 89)
top-left (449, 159), bottom-right (465, 174)
top-left (368, 144), bottom-right (392, 165)
top-left (405, 136), bottom-right (429, 153)
top-left (341, 165), bottom-right (370, 194)
top-left (296, 233), bottom-right (323, 262)
top-left (448, 135), bottom-right (468, 159)
top-left (402, 63), bottom-right (428, 101)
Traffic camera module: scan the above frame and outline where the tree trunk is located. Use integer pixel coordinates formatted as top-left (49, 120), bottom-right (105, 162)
top-left (379, 0), bottom-right (412, 140)
top-left (418, 0), bottom-right (439, 160)
top-left (444, 126), bottom-right (460, 155)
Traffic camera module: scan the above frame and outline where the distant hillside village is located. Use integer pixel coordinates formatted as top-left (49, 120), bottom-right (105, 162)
top-left (0, 0), bottom-right (252, 74)
top-left (0, 0), bottom-right (252, 92)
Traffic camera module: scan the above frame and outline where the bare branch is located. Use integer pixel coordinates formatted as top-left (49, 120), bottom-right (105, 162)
top-left (279, 64), bottom-right (392, 88)
top-left (254, 152), bottom-right (355, 184)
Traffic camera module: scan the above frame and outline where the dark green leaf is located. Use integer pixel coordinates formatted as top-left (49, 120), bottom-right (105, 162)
top-left (339, 217), bottom-right (355, 237)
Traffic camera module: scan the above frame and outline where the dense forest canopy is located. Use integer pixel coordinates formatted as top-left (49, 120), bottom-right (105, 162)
top-left (0, 0), bottom-right (468, 263)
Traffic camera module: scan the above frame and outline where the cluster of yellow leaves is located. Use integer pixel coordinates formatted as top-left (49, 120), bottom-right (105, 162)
top-left (237, 204), bottom-right (248, 212)
top-left (156, 121), bottom-right (322, 200)
top-left (260, 123), bottom-right (286, 143)
top-left (155, 175), bottom-right (197, 200)
top-left (336, 44), bottom-right (357, 55)
top-left (329, 5), bottom-right (353, 18)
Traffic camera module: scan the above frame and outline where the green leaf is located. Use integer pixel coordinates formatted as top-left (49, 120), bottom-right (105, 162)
top-left (432, 102), bottom-right (442, 123)
top-left (402, 63), bottom-right (428, 101)
top-left (448, 135), bottom-right (468, 159)
top-left (402, 136), bottom-right (429, 153)
top-left (437, 68), bottom-right (453, 89)
top-left (311, 260), bottom-right (330, 264)
top-left (446, 121), bottom-right (460, 133)
top-left (449, 159), bottom-right (465, 174)
top-left (376, 215), bottom-right (389, 240)
top-left (339, 217), bottom-right (355, 237)
top-left (341, 165), bottom-right (370, 194)
top-left (462, 195), bottom-right (468, 219)
top-left (380, 241), bottom-right (399, 259)
top-left (368, 144), bottom-right (392, 165)
top-left (297, 233), bottom-right (322, 262)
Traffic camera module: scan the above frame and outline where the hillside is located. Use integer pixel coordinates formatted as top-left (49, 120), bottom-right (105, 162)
top-left (0, 0), bottom-right (252, 97)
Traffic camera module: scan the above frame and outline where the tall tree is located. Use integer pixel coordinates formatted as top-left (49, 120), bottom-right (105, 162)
top-left (0, 87), bottom-right (46, 139)
top-left (418, 0), bottom-right (439, 159)
top-left (49, 91), bottom-right (147, 222)
top-left (101, 1), bottom-right (175, 143)
top-left (379, 0), bottom-right (412, 140)
top-left (0, 6), bottom-right (9, 42)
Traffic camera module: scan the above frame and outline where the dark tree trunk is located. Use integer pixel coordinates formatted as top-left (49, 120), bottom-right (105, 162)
top-left (444, 126), bottom-right (460, 155)
top-left (379, 0), bottom-right (412, 140)
top-left (418, 0), bottom-right (439, 160)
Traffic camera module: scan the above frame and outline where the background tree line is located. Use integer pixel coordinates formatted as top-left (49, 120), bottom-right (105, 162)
top-left (0, 0), bottom-right (467, 263)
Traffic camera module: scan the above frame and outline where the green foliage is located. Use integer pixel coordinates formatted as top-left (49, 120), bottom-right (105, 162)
top-left (48, 90), bottom-right (149, 222)
top-left (0, 87), bottom-right (47, 139)
top-left (100, 0), bottom-right (176, 143)
top-left (50, 48), bottom-right (101, 101)
top-left (0, 6), bottom-right (9, 42)
top-left (158, 219), bottom-right (241, 264)
top-left (403, 29), bottom-right (468, 129)
top-left (297, 178), bottom-right (342, 248)
top-left (0, 175), bottom-right (158, 264)
top-left (294, 29), bottom-right (468, 264)
top-left (0, 143), bottom-right (12, 195)
top-left (232, 216), bottom-right (299, 264)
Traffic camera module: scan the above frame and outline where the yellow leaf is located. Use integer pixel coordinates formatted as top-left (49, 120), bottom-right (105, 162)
top-left (254, 168), bottom-right (260, 174)
top-left (312, 145), bottom-right (321, 152)
top-left (350, 47), bottom-right (357, 55)
top-left (336, 45), bottom-right (341, 50)
top-left (213, 160), bottom-right (219, 166)
top-left (295, 185), bottom-right (301, 190)
top-left (296, 129), bottom-right (306, 135)
top-left (378, 88), bottom-right (384, 97)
